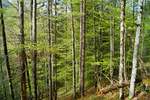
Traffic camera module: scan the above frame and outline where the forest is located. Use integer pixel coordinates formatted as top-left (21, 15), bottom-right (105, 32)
top-left (0, 0), bottom-right (150, 100)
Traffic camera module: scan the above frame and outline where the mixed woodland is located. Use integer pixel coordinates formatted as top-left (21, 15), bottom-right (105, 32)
top-left (0, 0), bottom-right (150, 100)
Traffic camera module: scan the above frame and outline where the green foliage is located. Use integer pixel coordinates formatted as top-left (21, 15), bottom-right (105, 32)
top-left (0, 0), bottom-right (150, 99)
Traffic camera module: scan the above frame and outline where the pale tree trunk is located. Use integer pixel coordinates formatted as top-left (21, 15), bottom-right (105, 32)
top-left (31, 0), bottom-right (38, 99)
top-left (70, 0), bottom-right (76, 99)
top-left (80, 0), bottom-right (85, 97)
top-left (18, 0), bottom-right (27, 99)
top-left (48, 0), bottom-right (53, 99)
top-left (109, 15), bottom-right (114, 85)
top-left (54, 0), bottom-right (57, 99)
top-left (30, 0), bottom-right (33, 40)
top-left (129, 0), bottom-right (144, 98)
top-left (119, 0), bottom-right (126, 99)
top-left (0, 0), bottom-right (15, 99)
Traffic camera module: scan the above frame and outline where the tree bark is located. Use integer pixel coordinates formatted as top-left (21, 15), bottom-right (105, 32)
top-left (70, 1), bottom-right (76, 99)
top-left (119, 0), bottom-right (126, 99)
top-left (54, 0), bottom-right (57, 99)
top-left (80, 0), bottom-right (85, 97)
top-left (0, 0), bottom-right (15, 99)
top-left (31, 0), bottom-right (38, 99)
top-left (48, 0), bottom-right (53, 99)
top-left (129, 0), bottom-right (144, 98)
top-left (109, 16), bottom-right (114, 85)
top-left (18, 0), bottom-right (27, 99)
top-left (30, 0), bottom-right (33, 40)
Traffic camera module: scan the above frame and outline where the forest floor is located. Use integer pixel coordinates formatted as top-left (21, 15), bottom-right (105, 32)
top-left (59, 86), bottom-right (150, 100)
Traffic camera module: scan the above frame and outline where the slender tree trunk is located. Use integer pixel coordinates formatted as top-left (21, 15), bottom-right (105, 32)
top-left (54, 0), bottom-right (57, 99)
top-left (29, 0), bottom-right (33, 99)
top-left (48, 0), bottom-right (53, 99)
top-left (30, 0), bottom-right (33, 40)
top-left (92, 0), bottom-right (97, 88)
top-left (80, 0), bottom-right (85, 97)
top-left (129, 0), bottom-right (144, 98)
top-left (119, 0), bottom-right (126, 99)
top-left (0, 0), bottom-right (15, 100)
top-left (109, 16), bottom-right (114, 85)
top-left (65, 4), bottom-right (68, 95)
top-left (18, 0), bottom-right (27, 99)
top-left (31, 0), bottom-right (37, 99)
top-left (123, 28), bottom-right (127, 82)
top-left (25, 56), bottom-right (32, 99)
top-left (70, 1), bottom-right (76, 99)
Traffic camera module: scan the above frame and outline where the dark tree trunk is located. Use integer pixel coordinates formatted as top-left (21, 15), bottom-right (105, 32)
top-left (70, 1), bottom-right (76, 99)
top-left (31, 0), bottom-right (38, 99)
top-left (80, 0), bottom-right (85, 97)
top-left (48, 0), bottom-right (53, 100)
top-left (18, 0), bottom-right (27, 99)
top-left (0, 0), bottom-right (15, 99)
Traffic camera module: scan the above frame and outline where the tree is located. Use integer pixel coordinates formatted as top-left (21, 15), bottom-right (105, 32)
top-left (31, 0), bottom-right (37, 99)
top-left (119, 0), bottom-right (126, 99)
top-left (129, 0), bottom-right (144, 98)
top-left (109, 15), bottom-right (114, 85)
top-left (80, 0), bottom-right (85, 97)
top-left (48, 0), bottom-right (53, 99)
top-left (70, 0), bottom-right (76, 99)
top-left (18, 0), bottom-right (27, 99)
top-left (0, 0), bottom-right (15, 99)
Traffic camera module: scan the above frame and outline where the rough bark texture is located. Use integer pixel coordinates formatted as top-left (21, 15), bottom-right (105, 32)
top-left (48, 0), bottom-right (53, 99)
top-left (80, 0), bottom-right (85, 97)
top-left (31, 0), bottom-right (38, 99)
top-left (119, 0), bottom-right (126, 99)
top-left (0, 0), bottom-right (15, 99)
top-left (129, 0), bottom-right (144, 98)
top-left (18, 0), bottom-right (27, 99)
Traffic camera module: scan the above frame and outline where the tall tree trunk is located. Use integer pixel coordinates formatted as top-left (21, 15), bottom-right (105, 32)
top-left (54, 0), bottom-right (57, 99)
top-left (92, 0), bottom-right (97, 88)
top-left (18, 0), bottom-right (27, 99)
top-left (119, 0), bottom-right (126, 99)
top-left (70, 1), bottom-right (76, 99)
top-left (129, 0), bottom-right (144, 98)
top-left (31, 0), bottom-right (37, 99)
top-left (109, 16), bottom-right (114, 85)
top-left (80, 0), bottom-right (85, 97)
top-left (48, 0), bottom-right (53, 99)
top-left (30, 0), bottom-right (33, 40)
top-left (0, 0), bottom-right (15, 100)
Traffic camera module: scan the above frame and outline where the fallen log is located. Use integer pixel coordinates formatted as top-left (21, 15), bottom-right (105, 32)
top-left (96, 82), bottom-right (129, 95)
